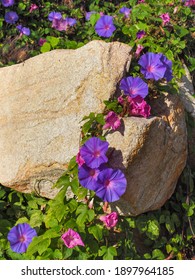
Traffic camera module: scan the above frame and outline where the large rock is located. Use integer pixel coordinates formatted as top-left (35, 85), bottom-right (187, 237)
top-left (0, 40), bottom-right (132, 196)
top-left (0, 40), bottom-right (188, 215)
top-left (108, 93), bottom-right (187, 215)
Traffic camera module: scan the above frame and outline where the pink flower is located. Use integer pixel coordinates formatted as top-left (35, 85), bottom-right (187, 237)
top-left (184, 0), bottom-right (195, 6)
top-left (138, 0), bottom-right (145, 3)
top-left (29, 4), bottom-right (38, 13)
top-left (100, 212), bottom-right (118, 229)
top-left (160, 13), bottom-right (170, 26)
top-left (76, 151), bottom-right (85, 167)
top-left (61, 229), bottom-right (84, 248)
top-left (135, 44), bottom-right (144, 57)
top-left (117, 96), bottom-right (124, 105)
top-left (128, 96), bottom-right (151, 118)
top-left (38, 38), bottom-right (47, 46)
top-left (103, 111), bottom-right (121, 130)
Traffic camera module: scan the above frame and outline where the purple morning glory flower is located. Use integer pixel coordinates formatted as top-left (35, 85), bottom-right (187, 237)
top-left (5, 11), bottom-right (18, 24)
top-left (136, 30), bottom-right (145, 39)
top-left (95, 15), bottom-right (116, 38)
top-left (78, 164), bottom-right (101, 191)
top-left (120, 76), bottom-right (148, 98)
top-left (61, 229), bottom-right (84, 248)
top-left (7, 223), bottom-right (37, 253)
top-left (94, 168), bottom-right (127, 202)
top-left (16, 25), bottom-right (30, 36)
top-left (66, 17), bottom-right (77, 27)
top-left (52, 18), bottom-right (68, 31)
top-left (48, 11), bottom-right (62, 22)
top-left (80, 137), bottom-right (109, 169)
top-left (159, 54), bottom-right (173, 82)
top-left (119, 7), bottom-right (131, 18)
top-left (1, 0), bottom-right (14, 7)
top-left (138, 52), bottom-right (167, 81)
top-left (85, 11), bottom-right (96, 21)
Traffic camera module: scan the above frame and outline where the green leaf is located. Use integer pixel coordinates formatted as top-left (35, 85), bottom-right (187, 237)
top-left (27, 236), bottom-right (50, 255)
top-left (152, 249), bottom-right (165, 260)
top-left (53, 249), bottom-right (63, 260)
top-left (40, 42), bottom-right (51, 53)
top-left (29, 211), bottom-right (43, 227)
top-left (146, 219), bottom-right (160, 240)
top-left (88, 224), bottom-right (103, 241)
top-left (46, 36), bottom-right (60, 48)
top-left (90, 13), bottom-right (100, 26)
top-left (43, 228), bottom-right (61, 239)
top-left (53, 174), bottom-right (70, 189)
top-left (98, 246), bottom-right (117, 260)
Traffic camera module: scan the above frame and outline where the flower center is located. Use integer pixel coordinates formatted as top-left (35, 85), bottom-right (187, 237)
top-left (104, 24), bottom-right (110, 30)
top-left (94, 150), bottom-right (100, 158)
top-left (19, 234), bottom-right (26, 243)
top-left (147, 65), bottom-right (154, 72)
top-left (89, 169), bottom-right (96, 176)
top-left (105, 179), bottom-right (111, 187)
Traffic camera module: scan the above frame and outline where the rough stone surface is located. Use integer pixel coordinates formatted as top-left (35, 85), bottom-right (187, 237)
top-left (107, 93), bottom-right (187, 215)
top-left (0, 40), bottom-right (188, 216)
top-left (178, 64), bottom-right (195, 170)
top-left (0, 40), bottom-right (132, 196)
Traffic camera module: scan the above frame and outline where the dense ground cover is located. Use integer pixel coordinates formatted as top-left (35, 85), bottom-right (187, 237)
top-left (0, 0), bottom-right (195, 260)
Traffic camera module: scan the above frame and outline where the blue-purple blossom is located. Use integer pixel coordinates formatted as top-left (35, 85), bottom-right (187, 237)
top-left (66, 17), bottom-right (77, 27)
top-left (95, 15), bottom-right (116, 38)
top-left (48, 11), bottom-right (62, 22)
top-left (1, 0), bottom-right (14, 7)
top-left (138, 52), bottom-right (173, 81)
top-left (119, 7), bottom-right (131, 18)
top-left (16, 25), bottom-right (30, 36)
top-left (136, 30), bottom-right (145, 39)
top-left (78, 164), bottom-right (101, 191)
top-left (120, 76), bottom-right (148, 98)
top-left (94, 168), bottom-right (127, 202)
top-left (7, 223), bottom-right (37, 253)
top-left (80, 137), bottom-right (109, 169)
top-left (5, 11), bottom-right (18, 24)
top-left (85, 11), bottom-right (96, 21)
top-left (159, 54), bottom-right (173, 82)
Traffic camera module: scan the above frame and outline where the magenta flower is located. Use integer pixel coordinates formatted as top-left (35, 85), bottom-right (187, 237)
top-left (61, 229), bottom-right (84, 249)
top-left (95, 15), bottom-right (116, 38)
top-left (7, 223), bottom-right (37, 253)
top-left (48, 11), bottom-right (62, 22)
top-left (52, 18), bottom-right (68, 31)
top-left (120, 76), bottom-right (148, 99)
top-left (1, 0), bottom-right (14, 7)
top-left (5, 11), bottom-right (18, 24)
top-left (80, 137), bottom-right (108, 169)
top-left (94, 168), bottom-right (127, 202)
top-left (160, 13), bottom-right (170, 26)
top-left (136, 30), bottom-right (145, 39)
top-left (52, 17), bottom-right (76, 31)
top-left (138, 0), bottom-right (145, 3)
top-left (183, 0), bottom-right (195, 6)
top-left (138, 52), bottom-right (167, 81)
top-left (135, 44), bottom-right (144, 57)
top-left (76, 151), bottom-right (85, 167)
top-left (103, 111), bottom-right (121, 130)
top-left (128, 96), bottom-right (151, 118)
top-left (119, 7), bottom-right (131, 18)
top-left (29, 4), bottom-right (38, 13)
top-left (16, 25), bottom-right (30, 36)
top-left (38, 38), bottom-right (47, 46)
top-left (100, 212), bottom-right (118, 228)
top-left (78, 164), bottom-right (101, 191)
